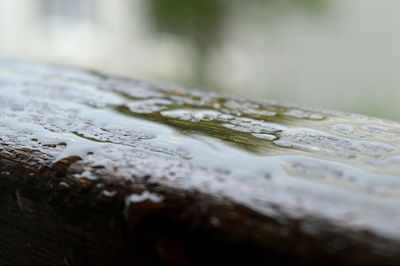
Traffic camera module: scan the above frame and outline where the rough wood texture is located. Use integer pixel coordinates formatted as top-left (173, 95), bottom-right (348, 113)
top-left (0, 58), bottom-right (400, 265)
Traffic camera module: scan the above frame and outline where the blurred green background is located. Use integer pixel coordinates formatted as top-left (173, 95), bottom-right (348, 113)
top-left (0, 0), bottom-right (399, 121)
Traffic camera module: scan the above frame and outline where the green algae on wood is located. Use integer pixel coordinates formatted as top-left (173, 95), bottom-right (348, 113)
top-left (0, 58), bottom-right (400, 265)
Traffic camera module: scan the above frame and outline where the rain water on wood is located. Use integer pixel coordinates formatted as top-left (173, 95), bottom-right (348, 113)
top-left (0, 60), bottom-right (400, 241)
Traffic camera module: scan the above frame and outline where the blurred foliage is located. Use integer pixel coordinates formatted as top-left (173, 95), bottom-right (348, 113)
top-left (146, 0), bottom-right (326, 85)
top-left (254, 0), bottom-right (327, 12)
top-left (146, 0), bottom-right (225, 85)
top-left (147, 0), bottom-right (225, 47)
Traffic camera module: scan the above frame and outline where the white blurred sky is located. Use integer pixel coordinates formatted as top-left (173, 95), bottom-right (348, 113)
top-left (0, 0), bottom-right (399, 120)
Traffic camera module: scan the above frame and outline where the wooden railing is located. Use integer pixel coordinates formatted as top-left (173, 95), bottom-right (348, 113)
top-left (0, 58), bottom-right (399, 265)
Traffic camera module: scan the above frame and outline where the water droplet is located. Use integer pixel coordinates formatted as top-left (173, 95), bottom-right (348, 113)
top-left (331, 124), bottom-right (354, 134)
top-left (102, 190), bottom-right (117, 198)
top-left (126, 191), bottom-right (164, 204)
top-left (209, 217), bottom-right (221, 227)
top-left (73, 170), bottom-right (97, 180)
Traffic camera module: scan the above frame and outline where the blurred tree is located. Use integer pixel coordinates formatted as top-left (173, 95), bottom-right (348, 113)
top-left (146, 0), bottom-right (326, 86)
top-left (146, 0), bottom-right (226, 86)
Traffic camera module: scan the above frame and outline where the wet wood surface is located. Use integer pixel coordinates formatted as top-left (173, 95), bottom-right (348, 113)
top-left (0, 58), bottom-right (400, 265)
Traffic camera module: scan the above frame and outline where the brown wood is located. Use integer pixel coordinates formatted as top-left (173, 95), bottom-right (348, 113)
top-left (0, 58), bottom-right (400, 265)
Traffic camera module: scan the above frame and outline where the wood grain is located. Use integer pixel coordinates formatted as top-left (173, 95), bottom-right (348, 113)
top-left (0, 58), bottom-right (400, 265)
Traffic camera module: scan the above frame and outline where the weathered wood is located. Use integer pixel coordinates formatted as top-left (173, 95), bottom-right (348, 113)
top-left (0, 58), bottom-right (400, 265)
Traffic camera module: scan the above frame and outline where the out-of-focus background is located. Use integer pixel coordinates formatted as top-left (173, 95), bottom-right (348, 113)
top-left (0, 0), bottom-right (399, 121)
